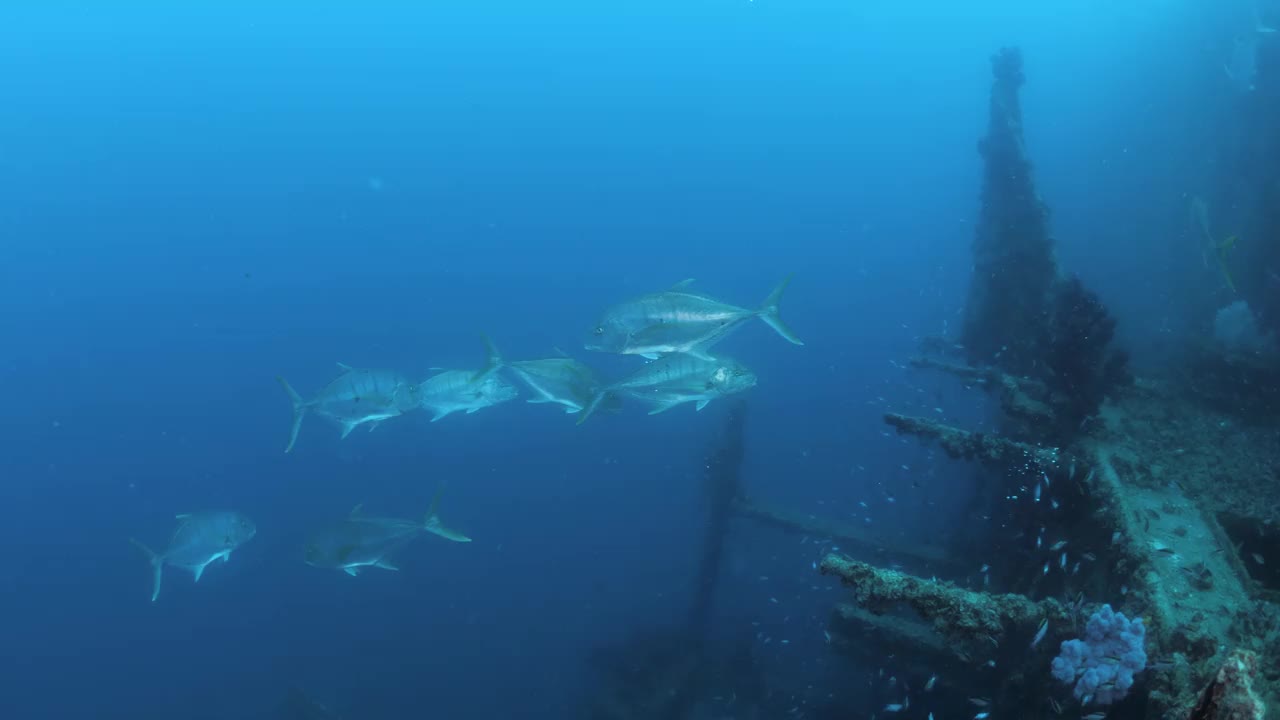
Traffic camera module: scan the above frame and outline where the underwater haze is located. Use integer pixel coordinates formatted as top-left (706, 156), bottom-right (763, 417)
top-left (0, 1), bottom-right (1272, 719)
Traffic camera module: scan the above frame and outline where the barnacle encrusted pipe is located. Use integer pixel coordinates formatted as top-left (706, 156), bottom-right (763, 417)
top-left (818, 553), bottom-right (1071, 643)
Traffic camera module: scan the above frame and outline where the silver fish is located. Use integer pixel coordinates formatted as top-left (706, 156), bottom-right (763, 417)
top-left (278, 364), bottom-right (420, 452)
top-left (418, 370), bottom-right (518, 422)
top-left (130, 511), bottom-right (257, 602)
top-left (1030, 617), bottom-right (1049, 648)
top-left (305, 496), bottom-right (469, 576)
top-left (578, 354), bottom-right (757, 423)
top-left (585, 277), bottom-right (802, 359)
top-left (481, 336), bottom-right (617, 415)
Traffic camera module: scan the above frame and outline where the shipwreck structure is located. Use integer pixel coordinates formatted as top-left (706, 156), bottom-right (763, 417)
top-left (585, 45), bottom-right (1278, 720)
top-left (812, 48), bottom-right (1280, 720)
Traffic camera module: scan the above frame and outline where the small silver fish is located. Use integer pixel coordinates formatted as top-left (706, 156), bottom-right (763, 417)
top-left (1042, 562), bottom-right (1049, 575)
top-left (1030, 618), bottom-right (1049, 648)
top-left (1060, 552), bottom-right (1068, 570)
top-left (1252, 553), bottom-right (1265, 565)
top-left (883, 703), bottom-right (904, 712)
top-left (925, 674), bottom-right (937, 691)
top-left (969, 698), bottom-right (990, 707)
top-left (1034, 483), bottom-right (1042, 502)
top-left (1049, 540), bottom-right (1068, 551)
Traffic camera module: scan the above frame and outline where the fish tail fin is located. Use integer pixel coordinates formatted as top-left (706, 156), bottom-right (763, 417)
top-left (276, 376), bottom-right (307, 453)
top-left (130, 538), bottom-right (164, 602)
top-left (757, 275), bottom-right (804, 346)
top-left (472, 333), bottom-right (504, 383)
top-left (423, 489), bottom-right (471, 543)
top-left (576, 389), bottom-right (612, 426)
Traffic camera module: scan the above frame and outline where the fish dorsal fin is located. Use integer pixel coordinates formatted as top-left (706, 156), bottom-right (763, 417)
top-left (336, 362), bottom-right (353, 371)
top-left (425, 489), bottom-right (443, 526)
top-left (349, 503), bottom-right (364, 518)
top-left (669, 278), bottom-right (696, 291)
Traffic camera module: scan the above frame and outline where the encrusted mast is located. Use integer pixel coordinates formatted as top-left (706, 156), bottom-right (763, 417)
top-left (961, 47), bottom-right (1058, 376)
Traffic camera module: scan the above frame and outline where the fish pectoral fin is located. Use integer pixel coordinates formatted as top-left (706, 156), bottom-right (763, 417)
top-left (465, 407), bottom-right (480, 414)
top-left (336, 362), bottom-right (353, 371)
top-left (647, 401), bottom-right (683, 416)
top-left (192, 563), bottom-right (208, 583)
top-left (639, 353), bottom-right (662, 360)
top-left (430, 410), bottom-right (450, 422)
top-left (695, 399), bottom-right (710, 411)
top-left (175, 513), bottom-right (191, 520)
top-left (222, 551), bottom-right (232, 563)
top-left (344, 567), bottom-right (361, 577)
top-left (374, 559), bottom-right (399, 571)
top-left (526, 398), bottom-right (553, 404)
top-left (564, 407), bottom-right (581, 414)
top-left (340, 423), bottom-right (356, 439)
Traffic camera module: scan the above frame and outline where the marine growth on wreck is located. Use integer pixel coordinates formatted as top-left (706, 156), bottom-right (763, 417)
top-left (586, 43), bottom-right (1280, 720)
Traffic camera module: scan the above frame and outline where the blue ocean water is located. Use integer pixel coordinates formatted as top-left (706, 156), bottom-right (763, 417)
top-left (0, 1), bottom-right (1261, 718)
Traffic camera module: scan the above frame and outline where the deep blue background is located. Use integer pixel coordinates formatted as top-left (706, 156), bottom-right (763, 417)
top-left (0, 1), bottom-right (1254, 717)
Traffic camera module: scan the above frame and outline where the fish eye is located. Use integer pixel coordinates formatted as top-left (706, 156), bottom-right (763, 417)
top-left (593, 326), bottom-right (604, 335)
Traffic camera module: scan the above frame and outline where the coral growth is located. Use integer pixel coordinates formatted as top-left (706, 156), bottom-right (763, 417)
top-left (1041, 276), bottom-right (1131, 435)
top-left (1188, 649), bottom-right (1267, 720)
top-left (962, 46), bottom-right (1059, 375)
top-left (1213, 300), bottom-right (1280, 361)
top-left (1051, 604), bottom-right (1147, 705)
